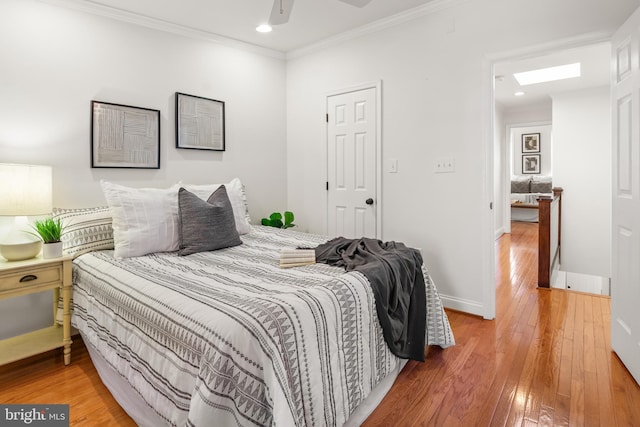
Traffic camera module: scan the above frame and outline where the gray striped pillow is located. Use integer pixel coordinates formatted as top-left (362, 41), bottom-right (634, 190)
top-left (53, 206), bottom-right (114, 257)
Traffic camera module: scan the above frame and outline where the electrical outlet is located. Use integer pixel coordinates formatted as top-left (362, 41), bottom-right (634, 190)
top-left (435, 157), bottom-right (455, 173)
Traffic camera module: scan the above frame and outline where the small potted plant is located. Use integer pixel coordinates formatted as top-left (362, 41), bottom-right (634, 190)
top-left (30, 217), bottom-right (64, 258)
top-left (261, 211), bottom-right (295, 229)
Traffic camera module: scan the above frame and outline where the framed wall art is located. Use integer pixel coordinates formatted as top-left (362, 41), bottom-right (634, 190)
top-left (522, 154), bottom-right (541, 174)
top-left (522, 133), bottom-right (540, 153)
top-left (91, 101), bottom-right (160, 169)
top-left (176, 92), bottom-right (225, 151)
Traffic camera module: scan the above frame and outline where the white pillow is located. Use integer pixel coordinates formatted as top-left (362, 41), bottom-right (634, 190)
top-left (100, 181), bottom-right (181, 258)
top-left (182, 177), bottom-right (251, 234)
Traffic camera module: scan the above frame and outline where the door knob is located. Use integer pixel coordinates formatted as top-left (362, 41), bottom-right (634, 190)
top-left (365, 198), bottom-right (374, 205)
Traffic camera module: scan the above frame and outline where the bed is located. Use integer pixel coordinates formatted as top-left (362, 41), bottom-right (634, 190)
top-left (55, 179), bottom-right (455, 427)
top-left (510, 175), bottom-right (553, 222)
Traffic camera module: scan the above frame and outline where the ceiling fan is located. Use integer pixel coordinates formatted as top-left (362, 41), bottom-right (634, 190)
top-left (269, 0), bottom-right (373, 25)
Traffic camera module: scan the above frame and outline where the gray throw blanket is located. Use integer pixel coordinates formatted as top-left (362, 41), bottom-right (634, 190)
top-left (314, 237), bottom-right (426, 362)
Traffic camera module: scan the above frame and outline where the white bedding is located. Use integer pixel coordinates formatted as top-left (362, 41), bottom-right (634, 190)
top-left (71, 226), bottom-right (454, 426)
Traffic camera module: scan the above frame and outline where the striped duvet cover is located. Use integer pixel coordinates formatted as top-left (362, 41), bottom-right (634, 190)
top-left (72, 226), bottom-right (454, 426)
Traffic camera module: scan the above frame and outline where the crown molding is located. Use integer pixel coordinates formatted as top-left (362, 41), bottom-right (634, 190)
top-left (286, 0), bottom-right (469, 59)
top-left (38, 0), bottom-right (286, 60)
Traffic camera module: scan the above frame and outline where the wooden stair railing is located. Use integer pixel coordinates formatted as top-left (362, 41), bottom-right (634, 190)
top-left (538, 187), bottom-right (563, 288)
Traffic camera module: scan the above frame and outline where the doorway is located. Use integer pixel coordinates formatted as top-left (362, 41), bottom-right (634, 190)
top-left (492, 41), bottom-right (612, 295)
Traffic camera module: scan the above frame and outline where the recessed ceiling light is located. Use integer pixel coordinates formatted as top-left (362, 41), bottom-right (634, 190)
top-left (514, 91), bottom-right (525, 96)
top-left (256, 24), bottom-right (272, 33)
top-left (513, 63), bottom-right (581, 86)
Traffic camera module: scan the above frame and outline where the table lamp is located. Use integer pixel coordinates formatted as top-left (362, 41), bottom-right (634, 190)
top-left (0, 163), bottom-right (53, 261)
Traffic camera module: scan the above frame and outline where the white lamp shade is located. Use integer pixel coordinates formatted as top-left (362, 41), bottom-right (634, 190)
top-left (0, 164), bottom-right (53, 216)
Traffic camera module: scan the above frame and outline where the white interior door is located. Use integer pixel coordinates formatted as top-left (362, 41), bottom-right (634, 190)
top-left (327, 87), bottom-right (378, 239)
top-left (611, 6), bottom-right (640, 386)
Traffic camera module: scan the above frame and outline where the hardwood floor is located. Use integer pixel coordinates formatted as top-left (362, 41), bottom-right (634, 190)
top-left (0, 221), bottom-right (638, 426)
top-left (0, 338), bottom-right (136, 426)
top-left (364, 222), bottom-right (640, 426)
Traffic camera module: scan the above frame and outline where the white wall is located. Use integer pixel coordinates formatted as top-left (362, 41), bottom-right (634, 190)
top-left (502, 101), bottom-right (553, 125)
top-left (552, 86), bottom-right (611, 278)
top-left (0, 0), bottom-right (287, 338)
top-left (286, 0), bottom-right (636, 316)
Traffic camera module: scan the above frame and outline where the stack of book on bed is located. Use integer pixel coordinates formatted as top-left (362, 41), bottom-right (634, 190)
top-left (279, 248), bottom-right (316, 268)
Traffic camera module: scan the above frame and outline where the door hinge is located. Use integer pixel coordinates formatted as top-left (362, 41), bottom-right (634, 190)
top-left (326, 181), bottom-right (329, 191)
top-left (326, 113), bottom-right (329, 123)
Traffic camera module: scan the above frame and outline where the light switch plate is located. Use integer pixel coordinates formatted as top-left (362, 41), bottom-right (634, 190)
top-left (389, 158), bottom-right (398, 173)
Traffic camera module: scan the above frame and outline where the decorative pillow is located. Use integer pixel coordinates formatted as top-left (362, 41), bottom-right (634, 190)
top-left (530, 175), bottom-right (553, 193)
top-left (52, 206), bottom-right (114, 257)
top-left (182, 177), bottom-right (251, 234)
top-left (100, 181), bottom-right (181, 258)
top-left (178, 186), bottom-right (242, 256)
top-left (511, 176), bottom-right (531, 193)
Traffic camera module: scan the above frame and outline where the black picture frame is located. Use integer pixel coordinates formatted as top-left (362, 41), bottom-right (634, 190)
top-left (91, 100), bottom-right (160, 169)
top-left (522, 154), bottom-right (541, 174)
top-left (522, 133), bottom-right (540, 153)
top-left (176, 92), bottom-right (225, 151)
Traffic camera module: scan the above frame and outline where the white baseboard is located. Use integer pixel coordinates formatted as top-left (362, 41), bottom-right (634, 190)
top-left (551, 267), bottom-right (610, 295)
top-left (495, 227), bottom-right (505, 240)
top-left (441, 294), bottom-right (485, 317)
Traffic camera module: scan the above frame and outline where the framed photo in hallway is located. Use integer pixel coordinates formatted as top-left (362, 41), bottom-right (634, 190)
top-left (522, 133), bottom-right (540, 153)
top-left (522, 154), bottom-right (540, 174)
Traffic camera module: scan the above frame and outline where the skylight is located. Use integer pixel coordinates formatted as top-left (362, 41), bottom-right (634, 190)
top-left (513, 63), bottom-right (581, 86)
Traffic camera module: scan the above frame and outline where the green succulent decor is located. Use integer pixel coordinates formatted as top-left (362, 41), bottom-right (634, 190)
top-left (261, 211), bottom-right (295, 229)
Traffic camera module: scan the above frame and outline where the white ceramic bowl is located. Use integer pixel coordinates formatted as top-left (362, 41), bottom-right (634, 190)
top-left (0, 241), bottom-right (42, 261)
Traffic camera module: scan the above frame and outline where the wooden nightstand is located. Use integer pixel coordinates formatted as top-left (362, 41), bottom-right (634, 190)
top-left (0, 254), bottom-right (73, 366)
